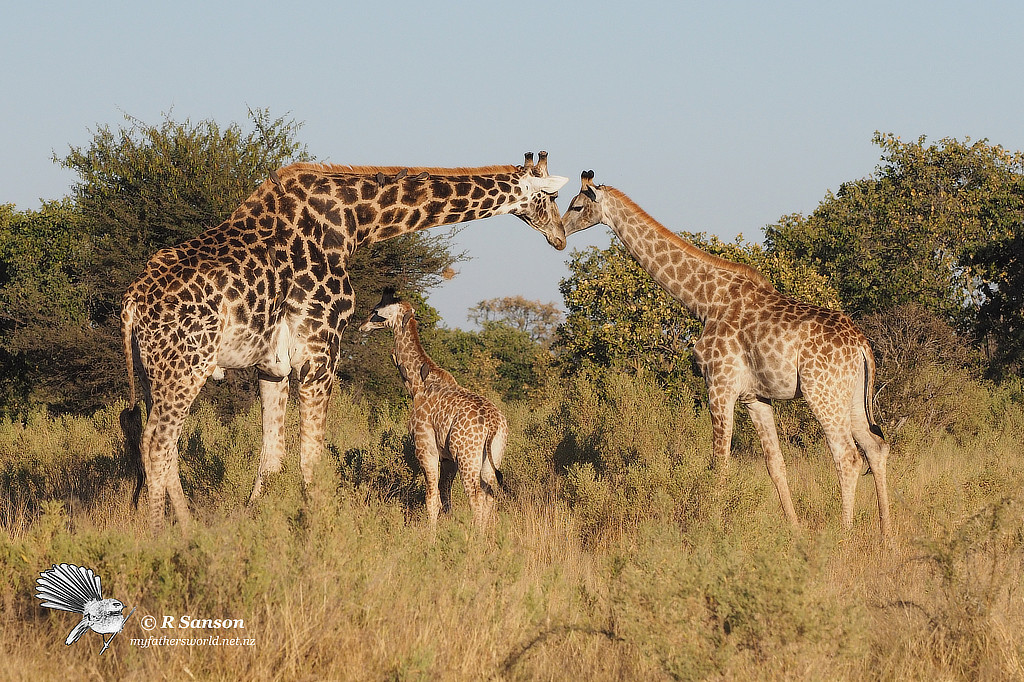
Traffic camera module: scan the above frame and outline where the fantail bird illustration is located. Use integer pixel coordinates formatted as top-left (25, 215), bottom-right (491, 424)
top-left (35, 563), bottom-right (135, 654)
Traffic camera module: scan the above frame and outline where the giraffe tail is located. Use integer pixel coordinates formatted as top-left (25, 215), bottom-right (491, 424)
top-left (119, 295), bottom-right (146, 508)
top-left (482, 420), bottom-right (509, 496)
top-left (862, 342), bottom-right (885, 441)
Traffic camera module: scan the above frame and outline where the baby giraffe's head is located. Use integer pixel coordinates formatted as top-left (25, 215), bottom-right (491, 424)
top-left (360, 288), bottom-right (431, 392)
top-left (359, 288), bottom-right (413, 333)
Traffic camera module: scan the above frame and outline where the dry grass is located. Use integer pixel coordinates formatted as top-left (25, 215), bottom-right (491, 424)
top-left (1, 379), bottom-right (1023, 681)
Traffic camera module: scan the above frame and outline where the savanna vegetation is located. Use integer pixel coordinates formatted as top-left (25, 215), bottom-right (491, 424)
top-left (1, 115), bottom-right (1023, 680)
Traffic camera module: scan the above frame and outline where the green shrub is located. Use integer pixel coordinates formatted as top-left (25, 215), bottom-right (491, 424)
top-left (860, 303), bottom-right (989, 442)
top-left (0, 404), bottom-right (135, 529)
top-left (550, 368), bottom-right (712, 543)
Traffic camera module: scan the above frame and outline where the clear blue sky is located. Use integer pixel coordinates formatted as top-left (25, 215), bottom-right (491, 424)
top-left (4, 1), bottom-right (1023, 327)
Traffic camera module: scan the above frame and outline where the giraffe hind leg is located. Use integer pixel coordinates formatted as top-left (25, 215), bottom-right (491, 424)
top-left (829, 432), bottom-right (861, 530)
top-left (851, 405), bottom-right (892, 538)
top-left (439, 457), bottom-right (457, 514)
top-left (454, 434), bottom-right (490, 529)
top-left (141, 402), bottom-right (193, 530)
top-left (813, 411), bottom-right (860, 531)
top-left (141, 376), bottom-right (209, 530)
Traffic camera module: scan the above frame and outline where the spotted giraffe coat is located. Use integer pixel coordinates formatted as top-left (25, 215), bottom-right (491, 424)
top-left (562, 171), bottom-right (890, 538)
top-left (360, 292), bottom-right (507, 529)
top-left (122, 155), bottom-right (565, 529)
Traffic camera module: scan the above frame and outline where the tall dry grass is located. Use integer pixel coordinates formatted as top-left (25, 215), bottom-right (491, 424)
top-left (1, 375), bottom-right (1023, 680)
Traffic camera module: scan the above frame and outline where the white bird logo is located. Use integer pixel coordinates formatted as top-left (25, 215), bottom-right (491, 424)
top-left (35, 563), bottom-right (136, 654)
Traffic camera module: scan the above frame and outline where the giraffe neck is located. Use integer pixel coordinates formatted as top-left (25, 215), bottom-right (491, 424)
top-left (599, 187), bottom-right (774, 322)
top-left (272, 163), bottom-right (526, 253)
top-left (393, 313), bottom-right (455, 397)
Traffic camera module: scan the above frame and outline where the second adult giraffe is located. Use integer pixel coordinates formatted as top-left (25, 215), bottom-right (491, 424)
top-left (561, 171), bottom-right (890, 537)
top-left (121, 153), bottom-right (568, 529)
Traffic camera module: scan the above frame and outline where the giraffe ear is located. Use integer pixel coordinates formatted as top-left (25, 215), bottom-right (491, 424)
top-left (419, 363), bottom-right (431, 382)
top-left (401, 310), bottom-right (413, 329)
top-left (524, 174), bottom-right (568, 194)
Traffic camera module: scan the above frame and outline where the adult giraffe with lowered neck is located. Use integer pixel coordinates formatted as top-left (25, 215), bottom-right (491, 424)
top-left (561, 170), bottom-right (890, 538)
top-left (121, 153), bottom-right (568, 530)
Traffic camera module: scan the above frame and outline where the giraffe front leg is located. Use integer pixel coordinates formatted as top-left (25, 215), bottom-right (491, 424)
top-left (249, 375), bottom-right (289, 505)
top-left (705, 384), bottom-right (738, 527)
top-left (706, 385), bottom-right (738, 469)
top-left (413, 419), bottom-right (442, 534)
top-left (294, 327), bottom-right (343, 501)
top-left (744, 398), bottom-right (799, 526)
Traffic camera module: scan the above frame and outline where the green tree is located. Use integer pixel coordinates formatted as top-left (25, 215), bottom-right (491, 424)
top-left (425, 322), bottom-right (552, 402)
top-left (556, 233), bottom-right (839, 389)
top-left (1, 109), bottom-right (457, 414)
top-left (61, 108), bottom-right (310, 320)
top-left (0, 200), bottom-right (90, 414)
top-left (352, 291), bottom-right (551, 404)
top-left (968, 225), bottom-right (1024, 373)
top-left (765, 132), bottom-right (1024, 327)
top-left (467, 296), bottom-right (563, 347)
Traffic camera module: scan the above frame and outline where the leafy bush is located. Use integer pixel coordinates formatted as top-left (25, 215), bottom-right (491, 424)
top-left (859, 303), bottom-right (990, 441)
top-left (2, 378), bottom-right (1024, 679)
top-left (0, 405), bottom-right (136, 529)
top-left (333, 402), bottom-right (424, 512)
top-left (550, 368), bottom-right (712, 543)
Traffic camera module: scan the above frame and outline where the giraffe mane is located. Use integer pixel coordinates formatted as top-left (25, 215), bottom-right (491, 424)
top-left (278, 162), bottom-right (520, 178)
top-left (401, 311), bottom-right (456, 386)
top-left (602, 186), bottom-right (776, 291)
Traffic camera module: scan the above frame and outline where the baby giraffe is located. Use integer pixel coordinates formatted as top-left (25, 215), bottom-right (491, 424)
top-left (360, 289), bottom-right (507, 530)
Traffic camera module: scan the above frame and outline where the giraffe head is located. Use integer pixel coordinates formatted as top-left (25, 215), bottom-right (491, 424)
top-left (511, 151), bottom-right (569, 250)
top-left (561, 170), bottom-right (605, 238)
top-left (358, 288), bottom-right (409, 333)
top-left (359, 289), bottom-right (426, 389)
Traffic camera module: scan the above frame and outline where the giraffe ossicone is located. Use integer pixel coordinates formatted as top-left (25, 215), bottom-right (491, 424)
top-left (121, 153), bottom-right (565, 530)
top-left (562, 170), bottom-right (891, 539)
